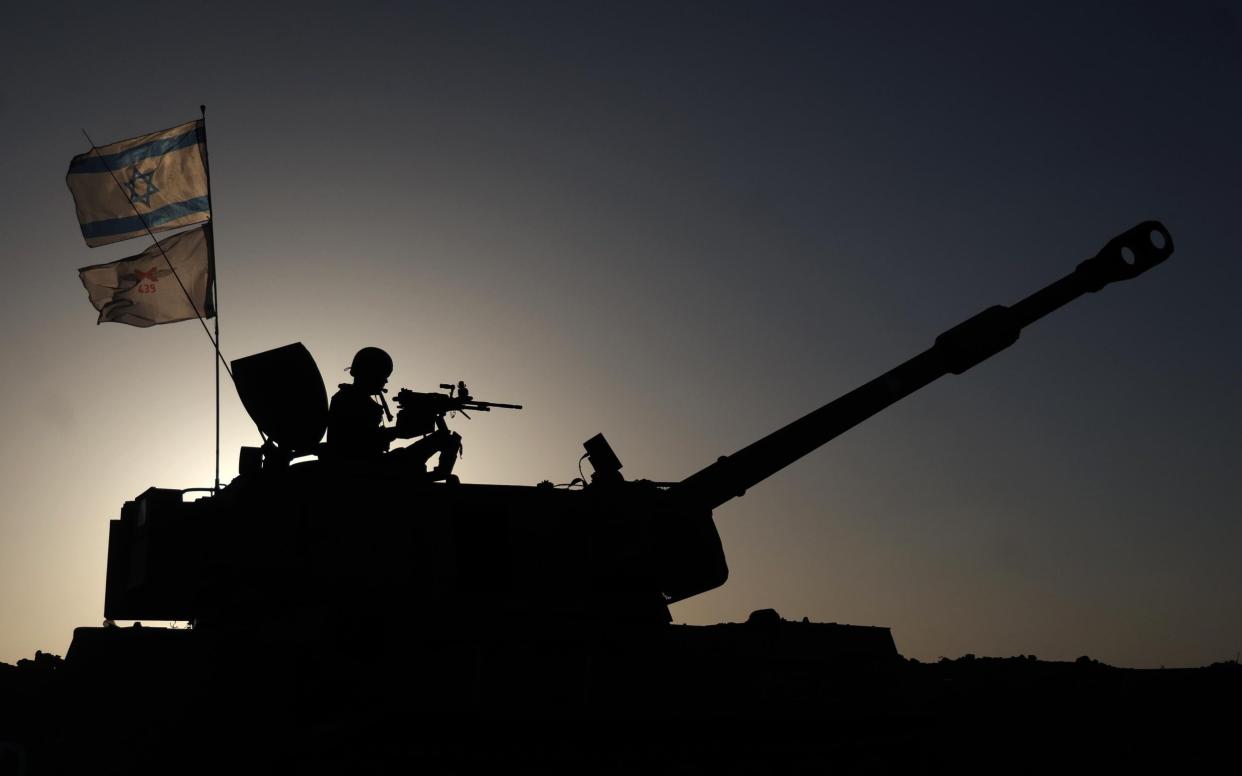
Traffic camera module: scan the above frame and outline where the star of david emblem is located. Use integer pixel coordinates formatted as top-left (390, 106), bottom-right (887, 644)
top-left (125, 167), bottom-right (159, 206)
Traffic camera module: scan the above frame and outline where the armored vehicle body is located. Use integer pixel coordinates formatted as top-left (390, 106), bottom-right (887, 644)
top-left (35, 221), bottom-right (1206, 771)
top-left (96, 220), bottom-right (1174, 636)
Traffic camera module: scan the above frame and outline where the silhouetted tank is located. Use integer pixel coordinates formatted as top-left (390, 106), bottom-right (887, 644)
top-left (96, 221), bottom-right (1172, 629)
top-left (75, 221), bottom-right (1174, 723)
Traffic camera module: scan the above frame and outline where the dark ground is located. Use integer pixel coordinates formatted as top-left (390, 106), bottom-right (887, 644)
top-left (3, 614), bottom-right (1239, 774)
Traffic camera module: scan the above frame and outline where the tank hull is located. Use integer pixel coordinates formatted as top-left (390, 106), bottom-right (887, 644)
top-left (104, 462), bottom-right (728, 629)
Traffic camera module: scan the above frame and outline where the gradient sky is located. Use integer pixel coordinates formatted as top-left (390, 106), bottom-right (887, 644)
top-left (1, 1), bottom-right (1239, 668)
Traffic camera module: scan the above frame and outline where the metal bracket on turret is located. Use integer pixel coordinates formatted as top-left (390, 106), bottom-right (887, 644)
top-left (583, 433), bottom-right (625, 486)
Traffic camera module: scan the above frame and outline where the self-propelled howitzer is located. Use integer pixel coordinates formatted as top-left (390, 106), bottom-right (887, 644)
top-left (93, 221), bottom-right (1172, 637)
top-left (36, 219), bottom-right (1236, 776)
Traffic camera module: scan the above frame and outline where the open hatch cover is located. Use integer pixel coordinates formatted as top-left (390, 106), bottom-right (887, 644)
top-left (231, 342), bottom-right (327, 454)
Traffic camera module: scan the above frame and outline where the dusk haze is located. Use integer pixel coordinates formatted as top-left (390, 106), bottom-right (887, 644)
top-left (2, 0), bottom-right (1240, 684)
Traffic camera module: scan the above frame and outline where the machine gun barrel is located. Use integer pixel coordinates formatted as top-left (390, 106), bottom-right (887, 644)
top-left (459, 400), bottom-right (523, 411)
top-left (677, 221), bottom-right (1173, 511)
top-left (391, 386), bottom-right (522, 432)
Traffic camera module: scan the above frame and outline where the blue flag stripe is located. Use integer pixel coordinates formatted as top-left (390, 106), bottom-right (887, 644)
top-left (78, 197), bottom-right (211, 240)
top-left (68, 126), bottom-right (203, 176)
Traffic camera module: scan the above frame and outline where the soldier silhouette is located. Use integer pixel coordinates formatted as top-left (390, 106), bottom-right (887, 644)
top-left (326, 347), bottom-right (462, 482)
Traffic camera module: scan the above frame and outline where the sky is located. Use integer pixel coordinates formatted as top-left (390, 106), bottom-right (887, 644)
top-left (1, 1), bottom-right (1239, 669)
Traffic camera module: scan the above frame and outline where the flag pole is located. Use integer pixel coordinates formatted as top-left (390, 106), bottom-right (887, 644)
top-left (200, 105), bottom-right (220, 494)
top-left (79, 123), bottom-right (269, 474)
top-left (80, 127), bottom-right (267, 471)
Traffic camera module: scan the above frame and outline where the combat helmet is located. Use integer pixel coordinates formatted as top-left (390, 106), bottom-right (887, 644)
top-left (349, 346), bottom-right (393, 379)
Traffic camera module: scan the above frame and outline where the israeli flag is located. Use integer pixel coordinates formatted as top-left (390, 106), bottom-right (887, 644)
top-left (66, 119), bottom-right (211, 247)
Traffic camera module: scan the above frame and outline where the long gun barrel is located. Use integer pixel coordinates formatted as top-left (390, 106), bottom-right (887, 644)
top-left (677, 221), bottom-right (1174, 511)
